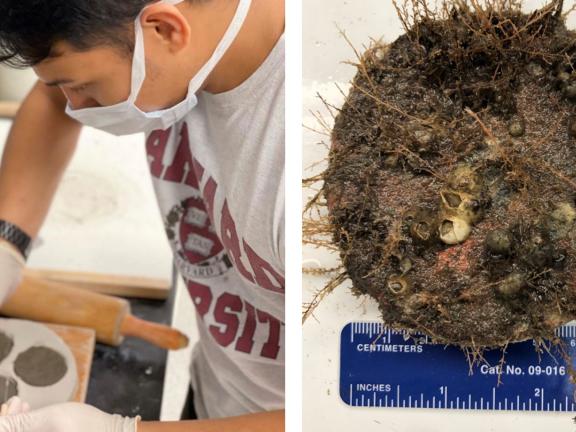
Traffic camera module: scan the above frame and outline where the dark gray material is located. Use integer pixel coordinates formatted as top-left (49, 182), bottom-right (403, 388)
top-left (14, 346), bottom-right (67, 387)
top-left (0, 376), bottom-right (18, 404)
top-left (0, 331), bottom-right (13, 363)
top-left (87, 267), bottom-right (176, 421)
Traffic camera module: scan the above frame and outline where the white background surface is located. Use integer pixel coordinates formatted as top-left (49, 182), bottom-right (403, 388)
top-left (302, 1), bottom-right (576, 431)
top-left (0, 120), bottom-right (173, 279)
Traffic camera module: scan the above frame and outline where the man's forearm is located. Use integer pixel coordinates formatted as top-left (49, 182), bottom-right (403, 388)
top-left (0, 80), bottom-right (80, 238)
top-left (139, 410), bottom-right (285, 432)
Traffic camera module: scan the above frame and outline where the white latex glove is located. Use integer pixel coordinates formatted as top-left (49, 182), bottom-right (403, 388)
top-left (0, 402), bottom-right (139, 432)
top-left (0, 241), bottom-right (24, 306)
top-left (0, 397), bottom-right (30, 416)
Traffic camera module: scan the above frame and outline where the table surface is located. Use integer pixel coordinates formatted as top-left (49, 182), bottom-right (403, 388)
top-left (303, 1), bottom-right (576, 431)
top-left (87, 292), bottom-right (175, 420)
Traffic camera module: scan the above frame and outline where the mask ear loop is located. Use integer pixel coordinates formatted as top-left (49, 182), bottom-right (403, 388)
top-left (185, 0), bottom-right (253, 95)
top-left (127, 7), bottom-right (152, 104)
top-left (132, 0), bottom-right (252, 121)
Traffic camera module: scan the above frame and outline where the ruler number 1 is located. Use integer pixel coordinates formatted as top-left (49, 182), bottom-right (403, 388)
top-left (439, 386), bottom-right (447, 395)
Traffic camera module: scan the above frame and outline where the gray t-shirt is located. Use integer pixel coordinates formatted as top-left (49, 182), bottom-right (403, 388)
top-left (145, 35), bottom-right (285, 418)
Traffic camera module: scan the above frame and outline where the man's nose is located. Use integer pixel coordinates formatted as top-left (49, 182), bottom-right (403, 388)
top-left (61, 90), bottom-right (100, 110)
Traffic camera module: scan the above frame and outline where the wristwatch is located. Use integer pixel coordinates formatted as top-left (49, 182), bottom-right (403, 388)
top-left (0, 220), bottom-right (31, 260)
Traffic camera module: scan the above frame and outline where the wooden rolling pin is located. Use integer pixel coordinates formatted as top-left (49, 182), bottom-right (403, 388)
top-left (0, 275), bottom-right (189, 351)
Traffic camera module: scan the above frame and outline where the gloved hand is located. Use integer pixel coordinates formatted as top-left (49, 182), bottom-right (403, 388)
top-left (0, 241), bottom-right (24, 307)
top-left (0, 402), bottom-right (139, 432)
top-left (0, 397), bottom-right (30, 416)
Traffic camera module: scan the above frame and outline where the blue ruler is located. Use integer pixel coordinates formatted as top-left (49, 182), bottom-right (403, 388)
top-left (340, 322), bottom-right (576, 411)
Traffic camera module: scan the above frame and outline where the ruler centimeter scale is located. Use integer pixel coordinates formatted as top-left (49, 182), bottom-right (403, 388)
top-left (340, 322), bottom-right (576, 411)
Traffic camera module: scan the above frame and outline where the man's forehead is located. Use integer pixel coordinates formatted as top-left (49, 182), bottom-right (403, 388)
top-left (34, 44), bottom-right (86, 83)
top-left (45, 40), bottom-right (76, 59)
top-left (35, 43), bottom-right (129, 84)
top-left (38, 43), bottom-right (119, 68)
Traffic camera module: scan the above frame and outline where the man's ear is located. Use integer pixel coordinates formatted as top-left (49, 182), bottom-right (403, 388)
top-left (140, 3), bottom-right (191, 53)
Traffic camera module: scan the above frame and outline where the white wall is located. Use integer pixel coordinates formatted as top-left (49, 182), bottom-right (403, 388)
top-left (0, 65), bottom-right (36, 101)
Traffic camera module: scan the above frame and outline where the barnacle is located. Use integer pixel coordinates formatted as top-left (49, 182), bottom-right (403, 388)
top-left (447, 165), bottom-right (483, 195)
top-left (497, 272), bottom-right (526, 297)
top-left (486, 229), bottom-right (513, 255)
top-left (407, 209), bottom-right (438, 244)
top-left (439, 216), bottom-right (472, 245)
top-left (387, 275), bottom-right (411, 295)
top-left (508, 117), bottom-right (526, 137)
top-left (439, 189), bottom-right (484, 224)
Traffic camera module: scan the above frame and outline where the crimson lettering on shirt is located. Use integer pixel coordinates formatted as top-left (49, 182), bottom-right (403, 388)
top-left (235, 302), bottom-right (257, 354)
top-left (244, 240), bottom-right (285, 294)
top-left (146, 127), bottom-right (172, 178)
top-left (190, 160), bottom-right (205, 186)
top-left (202, 177), bottom-right (218, 225)
top-left (220, 201), bottom-right (255, 283)
top-left (186, 280), bottom-right (213, 320)
top-left (257, 310), bottom-right (282, 360)
top-left (209, 293), bottom-right (243, 347)
top-left (163, 123), bottom-right (199, 188)
top-left (183, 278), bottom-right (282, 361)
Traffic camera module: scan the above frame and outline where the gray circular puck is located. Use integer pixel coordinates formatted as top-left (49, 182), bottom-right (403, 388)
top-left (14, 347), bottom-right (68, 387)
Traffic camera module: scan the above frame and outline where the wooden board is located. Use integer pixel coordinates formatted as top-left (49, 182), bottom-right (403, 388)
top-left (25, 269), bottom-right (171, 300)
top-left (45, 324), bottom-right (95, 403)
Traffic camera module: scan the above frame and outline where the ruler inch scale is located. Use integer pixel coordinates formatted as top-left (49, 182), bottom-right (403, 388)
top-left (340, 321), bottom-right (576, 411)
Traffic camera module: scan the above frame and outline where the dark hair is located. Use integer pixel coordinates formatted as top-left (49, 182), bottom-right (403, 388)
top-left (0, 0), bottom-right (157, 68)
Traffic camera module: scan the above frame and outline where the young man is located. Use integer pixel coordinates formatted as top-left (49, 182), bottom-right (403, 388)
top-left (0, 0), bottom-right (285, 431)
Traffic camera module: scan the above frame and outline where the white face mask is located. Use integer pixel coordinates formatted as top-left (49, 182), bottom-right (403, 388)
top-left (65, 0), bottom-right (252, 136)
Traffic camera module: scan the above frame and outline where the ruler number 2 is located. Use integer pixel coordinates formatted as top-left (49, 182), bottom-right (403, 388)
top-left (535, 388), bottom-right (542, 397)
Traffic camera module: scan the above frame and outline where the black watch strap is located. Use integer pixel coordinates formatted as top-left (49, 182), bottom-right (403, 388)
top-left (0, 220), bottom-right (31, 260)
